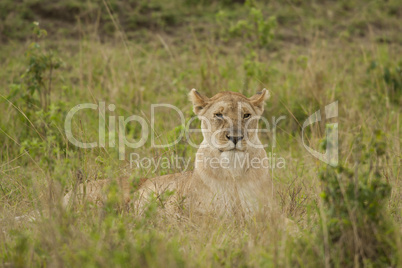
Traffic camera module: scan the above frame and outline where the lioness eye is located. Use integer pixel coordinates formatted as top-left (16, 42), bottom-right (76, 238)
top-left (243, 113), bottom-right (251, 119)
top-left (215, 113), bottom-right (223, 118)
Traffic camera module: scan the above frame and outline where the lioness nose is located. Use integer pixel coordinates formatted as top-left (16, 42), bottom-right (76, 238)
top-left (226, 135), bottom-right (244, 145)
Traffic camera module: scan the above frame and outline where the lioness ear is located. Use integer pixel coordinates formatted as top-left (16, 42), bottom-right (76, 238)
top-left (249, 88), bottom-right (270, 113)
top-left (189, 88), bottom-right (209, 114)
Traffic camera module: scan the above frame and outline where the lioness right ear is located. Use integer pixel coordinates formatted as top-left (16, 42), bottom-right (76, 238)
top-left (249, 88), bottom-right (270, 113)
top-left (189, 89), bottom-right (209, 115)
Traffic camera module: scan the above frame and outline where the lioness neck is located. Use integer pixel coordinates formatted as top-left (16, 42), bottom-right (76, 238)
top-left (187, 145), bottom-right (270, 215)
top-left (193, 145), bottom-right (269, 185)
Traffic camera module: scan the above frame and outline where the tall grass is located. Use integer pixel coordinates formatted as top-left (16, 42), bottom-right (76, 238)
top-left (0, 0), bottom-right (401, 267)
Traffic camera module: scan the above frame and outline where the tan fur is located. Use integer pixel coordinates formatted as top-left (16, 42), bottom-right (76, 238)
top-left (64, 90), bottom-right (274, 218)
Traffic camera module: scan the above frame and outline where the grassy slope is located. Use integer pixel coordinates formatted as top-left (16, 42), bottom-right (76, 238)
top-left (0, 0), bottom-right (401, 267)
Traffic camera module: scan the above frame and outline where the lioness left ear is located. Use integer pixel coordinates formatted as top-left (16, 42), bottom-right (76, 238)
top-left (249, 88), bottom-right (270, 112)
top-left (189, 88), bottom-right (209, 115)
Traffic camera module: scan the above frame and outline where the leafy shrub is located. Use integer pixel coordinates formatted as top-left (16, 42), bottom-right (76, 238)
top-left (216, 0), bottom-right (277, 88)
top-left (367, 60), bottom-right (402, 106)
top-left (318, 130), bottom-right (398, 267)
top-left (5, 22), bottom-right (66, 171)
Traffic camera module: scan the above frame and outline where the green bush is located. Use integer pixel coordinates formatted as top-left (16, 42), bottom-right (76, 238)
top-left (318, 130), bottom-right (398, 267)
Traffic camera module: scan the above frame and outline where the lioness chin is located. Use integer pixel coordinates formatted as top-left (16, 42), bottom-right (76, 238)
top-left (64, 89), bottom-right (276, 218)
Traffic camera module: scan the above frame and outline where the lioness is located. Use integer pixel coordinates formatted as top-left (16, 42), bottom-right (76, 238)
top-left (64, 89), bottom-right (273, 217)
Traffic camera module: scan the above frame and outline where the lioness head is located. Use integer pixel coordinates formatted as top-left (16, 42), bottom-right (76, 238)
top-left (189, 89), bottom-right (270, 152)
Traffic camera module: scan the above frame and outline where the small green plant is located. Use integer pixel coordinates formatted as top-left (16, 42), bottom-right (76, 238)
top-left (5, 22), bottom-right (67, 173)
top-left (7, 22), bottom-right (63, 137)
top-left (367, 60), bottom-right (402, 106)
top-left (22, 22), bottom-right (62, 113)
top-left (216, 0), bottom-right (277, 50)
top-left (228, 1), bottom-right (277, 52)
top-left (318, 130), bottom-right (397, 267)
top-left (216, 0), bottom-right (277, 88)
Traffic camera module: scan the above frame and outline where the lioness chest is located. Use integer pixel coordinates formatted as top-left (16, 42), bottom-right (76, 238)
top-left (135, 166), bottom-right (269, 216)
